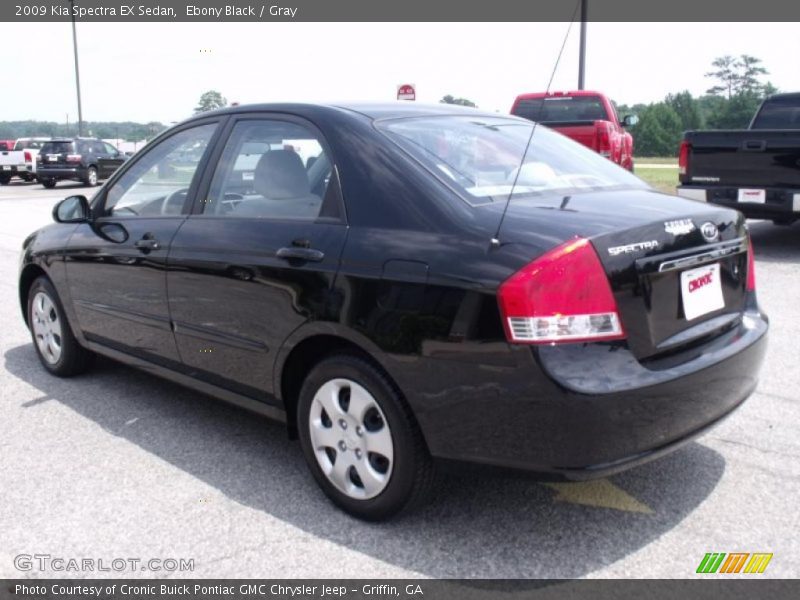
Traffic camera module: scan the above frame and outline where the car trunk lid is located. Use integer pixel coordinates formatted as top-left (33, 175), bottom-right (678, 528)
top-left (499, 189), bottom-right (750, 360)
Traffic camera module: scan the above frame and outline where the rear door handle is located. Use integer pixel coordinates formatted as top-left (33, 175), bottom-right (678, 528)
top-left (276, 247), bottom-right (324, 262)
top-left (134, 237), bottom-right (160, 251)
top-left (742, 140), bottom-right (766, 151)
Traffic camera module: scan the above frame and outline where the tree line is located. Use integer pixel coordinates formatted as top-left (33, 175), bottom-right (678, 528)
top-left (0, 119), bottom-right (167, 142)
top-left (617, 55), bottom-right (777, 157)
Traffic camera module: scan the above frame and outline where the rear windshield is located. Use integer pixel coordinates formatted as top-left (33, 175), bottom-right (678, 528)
top-left (513, 96), bottom-right (607, 123)
top-left (40, 141), bottom-right (75, 154)
top-left (377, 115), bottom-right (646, 205)
top-left (751, 96), bottom-right (800, 129)
top-left (14, 140), bottom-right (47, 151)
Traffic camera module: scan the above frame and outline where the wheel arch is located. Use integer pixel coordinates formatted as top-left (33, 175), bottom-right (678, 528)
top-left (276, 328), bottom-right (401, 440)
top-left (19, 263), bottom-right (48, 326)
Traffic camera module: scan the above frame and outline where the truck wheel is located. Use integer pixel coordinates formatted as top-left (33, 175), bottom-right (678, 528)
top-left (22, 173), bottom-right (35, 182)
top-left (297, 354), bottom-right (434, 520)
top-left (0, 174), bottom-right (10, 185)
top-left (83, 166), bottom-right (98, 187)
top-left (41, 178), bottom-right (56, 189)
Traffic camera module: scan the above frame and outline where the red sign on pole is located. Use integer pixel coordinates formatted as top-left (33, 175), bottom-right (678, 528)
top-left (397, 83), bottom-right (416, 101)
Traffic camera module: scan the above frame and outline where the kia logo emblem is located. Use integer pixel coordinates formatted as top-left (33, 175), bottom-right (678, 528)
top-left (701, 222), bottom-right (719, 242)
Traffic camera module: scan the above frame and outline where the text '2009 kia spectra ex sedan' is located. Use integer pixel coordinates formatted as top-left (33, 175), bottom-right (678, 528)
top-left (19, 103), bottom-right (767, 520)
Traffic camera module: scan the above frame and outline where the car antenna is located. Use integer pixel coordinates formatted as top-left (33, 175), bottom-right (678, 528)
top-left (491, 0), bottom-right (582, 248)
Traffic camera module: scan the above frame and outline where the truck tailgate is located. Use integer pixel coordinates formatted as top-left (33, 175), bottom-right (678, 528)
top-left (684, 130), bottom-right (800, 189)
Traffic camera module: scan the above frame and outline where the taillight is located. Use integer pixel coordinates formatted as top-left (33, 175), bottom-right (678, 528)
top-left (66, 154), bottom-right (82, 163)
top-left (746, 237), bottom-right (756, 292)
top-left (595, 121), bottom-right (611, 157)
top-left (24, 151), bottom-right (32, 162)
top-left (497, 238), bottom-right (626, 344)
top-left (678, 141), bottom-right (691, 176)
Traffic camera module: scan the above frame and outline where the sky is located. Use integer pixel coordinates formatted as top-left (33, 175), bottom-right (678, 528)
top-left (2, 21), bottom-right (797, 124)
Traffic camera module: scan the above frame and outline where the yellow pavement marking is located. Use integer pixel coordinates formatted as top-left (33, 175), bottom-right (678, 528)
top-left (543, 479), bottom-right (654, 514)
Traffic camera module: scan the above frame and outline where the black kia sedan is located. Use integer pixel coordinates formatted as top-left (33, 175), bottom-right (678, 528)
top-left (19, 103), bottom-right (767, 520)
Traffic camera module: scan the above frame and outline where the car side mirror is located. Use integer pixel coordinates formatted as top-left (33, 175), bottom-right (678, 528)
top-left (53, 195), bottom-right (90, 223)
top-left (622, 114), bottom-right (639, 127)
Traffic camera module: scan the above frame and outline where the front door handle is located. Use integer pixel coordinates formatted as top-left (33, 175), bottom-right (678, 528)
top-left (276, 247), bottom-right (324, 262)
top-left (134, 236), bottom-right (160, 252)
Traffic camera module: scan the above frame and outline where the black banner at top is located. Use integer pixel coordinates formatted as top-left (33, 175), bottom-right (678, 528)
top-left (3, 0), bottom-right (800, 22)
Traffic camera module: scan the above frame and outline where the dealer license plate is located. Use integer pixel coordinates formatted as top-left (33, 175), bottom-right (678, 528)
top-left (738, 189), bottom-right (766, 204)
top-left (681, 263), bottom-right (725, 321)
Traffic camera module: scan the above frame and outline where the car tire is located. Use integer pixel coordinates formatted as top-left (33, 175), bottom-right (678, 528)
top-left (22, 173), bottom-right (34, 182)
top-left (41, 178), bottom-right (56, 189)
top-left (83, 166), bottom-right (98, 187)
top-left (0, 174), bottom-right (10, 185)
top-left (27, 276), bottom-right (94, 377)
top-left (297, 354), bottom-right (434, 520)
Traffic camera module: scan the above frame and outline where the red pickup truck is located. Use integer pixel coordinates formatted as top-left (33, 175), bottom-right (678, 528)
top-left (511, 90), bottom-right (637, 170)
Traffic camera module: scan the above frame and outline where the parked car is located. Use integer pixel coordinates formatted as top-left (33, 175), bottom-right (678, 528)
top-left (677, 92), bottom-right (800, 225)
top-left (0, 137), bottom-right (49, 184)
top-left (511, 90), bottom-right (637, 170)
top-left (19, 103), bottom-right (767, 520)
top-left (36, 138), bottom-right (126, 188)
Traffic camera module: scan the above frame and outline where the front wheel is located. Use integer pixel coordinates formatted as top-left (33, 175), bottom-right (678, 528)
top-left (27, 276), bottom-right (94, 376)
top-left (297, 355), bottom-right (434, 520)
top-left (41, 178), bottom-right (56, 189)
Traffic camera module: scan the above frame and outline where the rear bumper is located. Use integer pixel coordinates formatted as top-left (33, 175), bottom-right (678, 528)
top-left (0, 164), bottom-right (27, 175)
top-left (37, 166), bottom-right (86, 180)
top-left (677, 185), bottom-right (800, 220)
top-left (411, 309), bottom-right (768, 478)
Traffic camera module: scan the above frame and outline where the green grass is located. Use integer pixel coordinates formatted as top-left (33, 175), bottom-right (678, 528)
top-left (634, 165), bottom-right (679, 194)
top-left (635, 156), bottom-right (678, 165)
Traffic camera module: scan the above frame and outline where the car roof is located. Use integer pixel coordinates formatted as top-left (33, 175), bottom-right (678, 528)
top-left (194, 102), bottom-right (513, 123)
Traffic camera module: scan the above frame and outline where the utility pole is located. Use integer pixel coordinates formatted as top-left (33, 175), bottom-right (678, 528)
top-left (68, 0), bottom-right (84, 136)
top-left (578, 0), bottom-right (587, 90)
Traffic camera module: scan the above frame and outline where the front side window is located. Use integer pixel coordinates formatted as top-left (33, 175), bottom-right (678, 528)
top-left (378, 115), bottom-right (646, 205)
top-left (202, 119), bottom-right (332, 220)
top-left (103, 123), bottom-right (216, 217)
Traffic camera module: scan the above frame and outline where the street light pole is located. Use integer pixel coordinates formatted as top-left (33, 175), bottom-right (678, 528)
top-left (578, 0), bottom-right (587, 90)
top-left (68, 0), bottom-right (84, 136)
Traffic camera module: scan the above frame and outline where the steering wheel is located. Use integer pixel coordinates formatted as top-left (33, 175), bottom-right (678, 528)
top-left (161, 188), bottom-right (189, 215)
top-left (219, 192), bottom-right (244, 214)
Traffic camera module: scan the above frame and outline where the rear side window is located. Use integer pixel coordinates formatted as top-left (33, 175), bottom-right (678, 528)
top-left (751, 96), bottom-right (800, 129)
top-left (40, 141), bottom-right (75, 154)
top-left (513, 96), bottom-right (607, 123)
top-left (202, 119), bottom-right (333, 220)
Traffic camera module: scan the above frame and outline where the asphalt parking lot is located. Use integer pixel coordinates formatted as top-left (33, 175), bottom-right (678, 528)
top-left (0, 179), bottom-right (798, 579)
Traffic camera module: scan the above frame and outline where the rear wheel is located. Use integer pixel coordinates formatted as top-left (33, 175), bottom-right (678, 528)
top-left (41, 178), bottom-right (56, 189)
top-left (83, 166), bottom-right (98, 187)
top-left (0, 174), bottom-right (10, 185)
top-left (27, 276), bottom-right (94, 376)
top-left (297, 354), bottom-right (434, 520)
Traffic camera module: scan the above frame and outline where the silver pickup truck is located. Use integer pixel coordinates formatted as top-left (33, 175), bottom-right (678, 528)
top-left (0, 138), bottom-right (50, 184)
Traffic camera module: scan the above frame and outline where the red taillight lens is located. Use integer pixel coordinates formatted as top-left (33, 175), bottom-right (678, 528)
top-left (678, 141), bottom-right (691, 175)
top-left (24, 151), bottom-right (32, 162)
top-left (746, 237), bottom-right (756, 292)
top-left (595, 121), bottom-right (611, 157)
top-left (66, 154), bottom-right (82, 163)
top-left (497, 238), bottom-right (626, 344)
